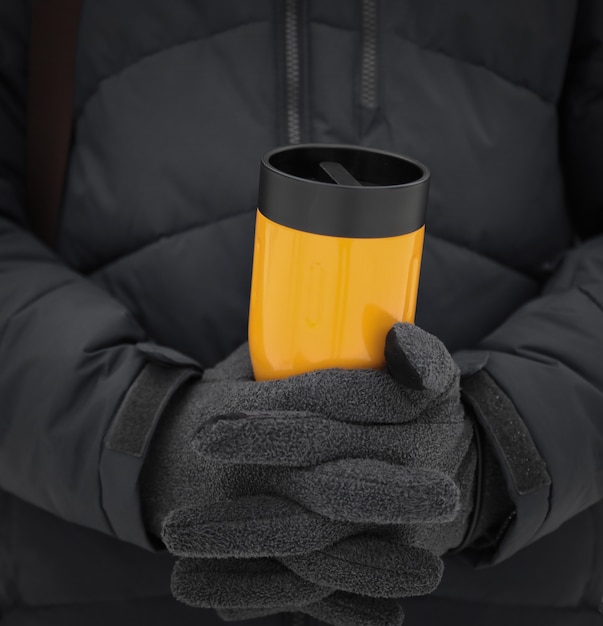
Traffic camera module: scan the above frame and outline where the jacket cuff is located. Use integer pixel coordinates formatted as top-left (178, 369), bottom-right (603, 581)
top-left (100, 355), bottom-right (201, 549)
top-left (461, 369), bottom-right (551, 564)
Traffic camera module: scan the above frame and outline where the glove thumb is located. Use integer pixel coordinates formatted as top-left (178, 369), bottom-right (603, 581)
top-left (384, 323), bottom-right (459, 393)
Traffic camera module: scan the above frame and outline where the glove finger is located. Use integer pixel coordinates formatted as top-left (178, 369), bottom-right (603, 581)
top-left (306, 591), bottom-right (404, 626)
top-left (171, 557), bottom-right (330, 609)
top-left (281, 533), bottom-right (443, 598)
top-left (385, 323), bottom-right (459, 394)
top-left (242, 367), bottom-right (433, 424)
top-left (196, 410), bottom-right (466, 470)
top-left (389, 443), bottom-right (479, 557)
top-left (196, 410), bottom-right (337, 466)
top-left (276, 459), bottom-right (460, 524)
top-left (202, 343), bottom-right (254, 382)
top-left (162, 495), bottom-right (354, 558)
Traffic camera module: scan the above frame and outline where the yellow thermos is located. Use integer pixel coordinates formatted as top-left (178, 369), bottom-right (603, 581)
top-left (249, 144), bottom-right (429, 381)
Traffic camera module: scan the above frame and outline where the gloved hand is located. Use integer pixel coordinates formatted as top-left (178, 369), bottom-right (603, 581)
top-left (139, 323), bottom-right (489, 626)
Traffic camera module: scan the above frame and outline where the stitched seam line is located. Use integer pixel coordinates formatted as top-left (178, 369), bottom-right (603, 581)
top-left (392, 28), bottom-right (554, 106)
top-left (578, 285), bottom-right (603, 314)
top-left (426, 231), bottom-right (540, 282)
top-left (0, 278), bottom-right (79, 326)
top-left (86, 207), bottom-right (252, 276)
top-left (76, 20), bottom-right (269, 120)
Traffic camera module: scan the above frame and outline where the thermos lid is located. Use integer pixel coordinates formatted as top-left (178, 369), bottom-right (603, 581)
top-left (259, 144), bottom-right (429, 238)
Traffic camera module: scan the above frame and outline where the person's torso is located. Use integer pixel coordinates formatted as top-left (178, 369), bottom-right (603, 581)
top-left (59, 0), bottom-right (576, 365)
top-left (4, 1), bottom-right (602, 624)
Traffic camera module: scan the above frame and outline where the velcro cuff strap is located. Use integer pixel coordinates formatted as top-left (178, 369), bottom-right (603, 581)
top-left (461, 369), bottom-right (551, 563)
top-left (462, 370), bottom-right (550, 495)
top-left (106, 363), bottom-right (199, 457)
top-left (100, 363), bottom-right (200, 548)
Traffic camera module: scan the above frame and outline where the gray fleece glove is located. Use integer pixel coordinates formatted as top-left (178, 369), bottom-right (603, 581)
top-left (140, 323), bottom-right (481, 626)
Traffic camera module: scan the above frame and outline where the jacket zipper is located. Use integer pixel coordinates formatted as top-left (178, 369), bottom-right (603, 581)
top-left (281, 6), bottom-right (378, 626)
top-left (283, 3), bottom-right (307, 616)
top-left (360, 0), bottom-right (378, 109)
top-left (360, 0), bottom-right (379, 130)
top-left (284, 0), bottom-right (302, 144)
top-left (284, 0), bottom-right (378, 143)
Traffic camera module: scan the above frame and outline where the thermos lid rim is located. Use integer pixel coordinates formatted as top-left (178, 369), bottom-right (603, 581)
top-left (259, 143), bottom-right (429, 238)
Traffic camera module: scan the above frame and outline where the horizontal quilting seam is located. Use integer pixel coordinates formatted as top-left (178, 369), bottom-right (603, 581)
top-left (84, 214), bottom-right (534, 281)
top-left (426, 231), bottom-right (540, 283)
top-left (84, 216), bottom-right (537, 287)
top-left (85, 207), bottom-right (253, 277)
top-left (76, 19), bottom-right (269, 120)
top-left (1, 278), bottom-right (79, 329)
top-left (578, 285), bottom-right (603, 314)
top-left (392, 28), bottom-right (555, 106)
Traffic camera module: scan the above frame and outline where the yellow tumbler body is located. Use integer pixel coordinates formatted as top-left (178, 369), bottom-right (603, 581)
top-left (249, 210), bottom-right (425, 380)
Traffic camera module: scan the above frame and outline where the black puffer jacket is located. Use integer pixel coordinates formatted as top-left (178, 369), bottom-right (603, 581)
top-left (1, 1), bottom-right (603, 625)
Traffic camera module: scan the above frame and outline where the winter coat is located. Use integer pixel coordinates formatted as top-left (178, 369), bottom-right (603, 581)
top-left (1, 1), bottom-right (603, 625)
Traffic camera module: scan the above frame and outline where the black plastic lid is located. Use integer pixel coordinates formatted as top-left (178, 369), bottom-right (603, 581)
top-left (258, 144), bottom-right (429, 238)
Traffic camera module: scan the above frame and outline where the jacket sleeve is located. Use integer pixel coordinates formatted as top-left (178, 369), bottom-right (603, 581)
top-left (458, 0), bottom-right (603, 564)
top-left (0, 1), bottom-right (199, 550)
